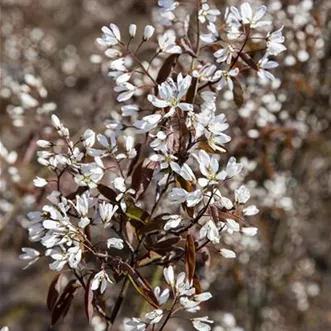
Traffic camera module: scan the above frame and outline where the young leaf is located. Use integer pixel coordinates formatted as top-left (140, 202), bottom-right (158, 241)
top-left (156, 54), bottom-right (179, 85)
top-left (233, 78), bottom-right (244, 107)
top-left (149, 236), bottom-right (180, 254)
top-left (239, 52), bottom-right (258, 71)
top-left (47, 273), bottom-right (62, 312)
top-left (85, 274), bottom-right (95, 322)
top-left (97, 184), bottom-right (117, 202)
top-left (66, 186), bottom-right (88, 201)
top-left (124, 264), bottom-right (160, 309)
top-left (186, 77), bottom-right (198, 104)
top-left (51, 280), bottom-right (80, 325)
top-left (127, 143), bottom-right (142, 176)
top-left (193, 274), bottom-right (202, 294)
top-left (185, 234), bottom-right (196, 282)
top-left (125, 203), bottom-right (150, 223)
top-left (137, 214), bottom-right (169, 236)
top-left (131, 161), bottom-right (156, 201)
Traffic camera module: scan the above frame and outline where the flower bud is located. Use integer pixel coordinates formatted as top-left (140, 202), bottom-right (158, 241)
top-left (129, 24), bottom-right (137, 38)
top-left (36, 139), bottom-right (52, 148)
top-left (33, 176), bottom-right (48, 187)
top-left (143, 25), bottom-right (155, 41)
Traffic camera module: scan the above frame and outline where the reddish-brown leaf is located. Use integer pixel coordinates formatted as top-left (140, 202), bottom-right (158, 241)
top-left (179, 37), bottom-right (197, 58)
top-left (85, 274), bottom-right (95, 322)
top-left (150, 237), bottom-right (180, 250)
top-left (127, 143), bottom-right (142, 176)
top-left (186, 77), bottom-right (198, 104)
top-left (131, 161), bottom-right (156, 201)
top-left (124, 264), bottom-right (160, 308)
top-left (51, 280), bottom-right (80, 325)
top-left (193, 274), bottom-right (202, 294)
top-left (239, 52), bottom-right (258, 71)
top-left (156, 54), bottom-right (179, 85)
top-left (66, 186), bottom-right (88, 201)
top-left (47, 273), bottom-right (62, 312)
top-left (198, 140), bottom-right (228, 154)
top-left (137, 214), bottom-right (169, 236)
top-left (233, 78), bottom-right (244, 107)
top-left (185, 234), bottom-right (196, 282)
top-left (97, 184), bottom-right (117, 202)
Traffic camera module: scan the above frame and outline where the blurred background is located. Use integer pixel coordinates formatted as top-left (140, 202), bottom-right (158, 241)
top-left (0, 0), bottom-right (331, 330)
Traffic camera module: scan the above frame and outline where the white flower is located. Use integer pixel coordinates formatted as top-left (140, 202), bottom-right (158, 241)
top-left (67, 246), bottom-right (82, 268)
top-left (91, 270), bottom-right (112, 293)
top-left (105, 48), bottom-right (122, 58)
top-left (163, 214), bottom-right (182, 230)
top-left (150, 131), bottom-right (168, 151)
top-left (226, 218), bottom-right (240, 234)
top-left (147, 74), bottom-right (193, 117)
top-left (114, 177), bottom-right (126, 193)
top-left (163, 265), bottom-right (175, 286)
top-left (107, 238), bottom-right (124, 250)
top-left (219, 195), bottom-right (234, 210)
top-left (82, 129), bottom-right (96, 148)
top-left (0, 327), bottom-right (9, 331)
top-left (199, 3), bottom-right (221, 24)
top-left (180, 296), bottom-right (200, 312)
top-left (200, 22), bottom-right (219, 43)
top-left (143, 25), bottom-right (155, 41)
top-left (154, 286), bottom-right (170, 305)
top-left (158, 0), bottom-right (178, 26)
top-left (213, 68), bottom-right (239, 91)
top-left (179, 163), bottom-right (196, 183)
top-left (116, 136), bottom-right (137, 159)
top-left (99, 201), bottom-right (118, 225)
top-left (242, 227), bottom-right (258, 236)
top-left (75, 193), bottom-right (89, 217)
top-left (20, 93), bottom-right (39, 108)
top-left (74, 163), bottom-right (104, 188)
top-left (193, 150), bottom-right (226, 187)
top-left (51, 114), bottom-right (69, 137)
top-left (36, 139), bottom-right (52, 148)
top-left (193, 64), bottom-right (217, 83)
top-left (97, 24), bottom-right (121, 46)
top-left (19, 247), bottom-right (40, 269)
top-left (129, 24), bottom-right (137, 38)
top-left (226, 157), bottom-right (243, 178)
top-left (126, 318), bottom-right (146, 331)
top-left (151, 152), bottom-right (179, 171)
top-left (158, 30), bottom-right (182, 54)
top-left (194, 292), bottom-right (212, 302)
top-left (267, 26), bottom-right (286, 56)
top-left (230, 3), bottom-right (271, 28)
top-left (88, 133), bottom-right (117, 157)
top-left (33, 176), bottom-right (48, 187)
top-left (220, 248), bottom-right (236, 259)
top-left (235, 185), bottom-right (250, 204)
top-left (205, 131), bottom-right (231, 152)
top-left (192, 316), bottom-right (214, 331)
top-left (134, 114), bottom-right (162, 133)
top-left (199, 220), bottom-right (220, 244)
top-left (213, 45), bottom-right (235, 65)
top-left (121, 104), bottom-right (139, 117)
top-left (168, 188), bottom-right (202, 207)
top-left (145, 309), bottom-right (163, 324)
top-left (257, 54), bottom-right (279, 81)
top-left (243, 205), bottom-right (259, 216)
top-left (51, 114), bottom-right (61, 129)
top-left (115, 82), bottom-right (137, 102)
top-left (48, 246), bottom-right (82, 271)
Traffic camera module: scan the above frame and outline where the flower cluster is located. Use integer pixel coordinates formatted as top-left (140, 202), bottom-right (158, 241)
top-left (126, 266), bottom-right (213, 331)
top-left (17, 1), bottom-right (287, 330)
